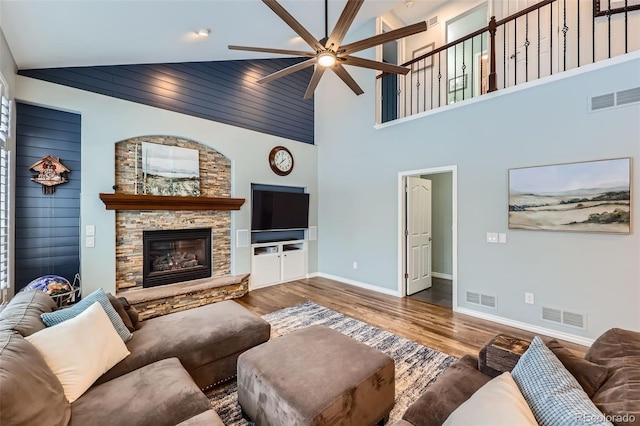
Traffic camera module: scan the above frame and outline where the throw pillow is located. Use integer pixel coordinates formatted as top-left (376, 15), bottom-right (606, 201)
top-left (512, 336), bottom-right (613, 426)
top-left (107, 293), bottom-right (135, 332)
top-left (41, 288), bottom-right (132, 342)
top-left (546, 338), bottom-right (609, 398)
top-left (443, 372), bottom-right (537, 425)
top-left (25, 302), bottom-right (130, 403)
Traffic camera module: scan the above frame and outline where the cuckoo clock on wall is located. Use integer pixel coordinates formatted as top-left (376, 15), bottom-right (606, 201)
top-left (30, 155), bottom-right (70, 194)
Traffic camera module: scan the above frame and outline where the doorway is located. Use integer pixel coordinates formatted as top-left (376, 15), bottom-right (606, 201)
top-left (398, 166), bottom-right (457, 309)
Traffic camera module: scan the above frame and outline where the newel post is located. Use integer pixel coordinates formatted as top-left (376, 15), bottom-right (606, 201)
top-left (488, 16), bottom-right (498, 93)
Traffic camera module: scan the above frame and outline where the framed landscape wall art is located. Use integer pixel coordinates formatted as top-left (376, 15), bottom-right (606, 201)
top-left (141, 142), bottom-right (200, 197)
top-left (508, 158), bottom-right (631, 234)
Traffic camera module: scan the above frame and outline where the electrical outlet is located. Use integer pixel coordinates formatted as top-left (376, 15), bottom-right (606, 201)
top-left (525, 292), bottom-right (535, 304)
top-left (353, 261), bottom-right (358, 269)
top-left (86, 236), bottom-right (95, 248)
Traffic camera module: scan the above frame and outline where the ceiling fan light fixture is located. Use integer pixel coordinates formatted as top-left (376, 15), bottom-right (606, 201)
top-left (317, 51), bottom-right (336, 67)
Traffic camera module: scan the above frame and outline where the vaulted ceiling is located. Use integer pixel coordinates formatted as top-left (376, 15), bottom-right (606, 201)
top-left (0, 0), bottom-right (444, 70)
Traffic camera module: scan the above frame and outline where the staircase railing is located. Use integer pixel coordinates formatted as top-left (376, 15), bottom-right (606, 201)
top-left (378, 0), bottom-right (639, 123)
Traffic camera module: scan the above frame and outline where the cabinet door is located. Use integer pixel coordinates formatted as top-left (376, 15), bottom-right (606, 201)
top-left (252, 254), bottom-right (281, 288)
top-left (282, 250), bottom-right (306, 282)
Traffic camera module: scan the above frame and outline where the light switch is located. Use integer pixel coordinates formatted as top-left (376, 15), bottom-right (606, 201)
top-left (486, 232), bottom-right (498, 243)
top-left (86, 225), bottom-right (95, 236)
top-left (498, 233), bottom-right (507, 244)
top-left (85, 236), bottom-right (95, 248)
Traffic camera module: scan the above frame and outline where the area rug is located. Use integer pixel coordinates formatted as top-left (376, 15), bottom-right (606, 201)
top-left (208, 301), bottom-right (457, 424)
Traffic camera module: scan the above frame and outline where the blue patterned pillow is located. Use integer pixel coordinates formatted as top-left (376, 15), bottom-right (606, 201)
top-left (41, 288), bottom-right (132, 342)
top-left (512, 336), bottom-right (612, 426)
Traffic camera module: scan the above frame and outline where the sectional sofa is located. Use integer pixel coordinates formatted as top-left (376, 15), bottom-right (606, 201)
top-left (0, 289), bottom-right (270, 425)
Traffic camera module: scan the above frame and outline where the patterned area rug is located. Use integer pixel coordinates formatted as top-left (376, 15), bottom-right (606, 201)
top-left (207, 301), bottom-right (457, 424)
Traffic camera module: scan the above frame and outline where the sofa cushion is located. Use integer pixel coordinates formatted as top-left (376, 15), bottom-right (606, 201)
top-left (41, 288), bottom-right (132, 342)
top-left (586, 328), bottom-right (640, 425)
top-left (402, 355), bottom-right (491, 426)
top-left (96, 300), bottom-right (270, 388)
top-left (26, 302), bottom-right (130, 403)
top-left (512, 336), bottom-right (612, 426)
top-left (108, 293), bottom-right (135, 332)
top-left (443, 372), bottom-right (537, 426)
top-left (0, 330), bottom-right (71, 426)
top-left (175, 410), bottom-right (225, 426)
top-left (545, 338), bottom-right (609, 398)
top-left (0, 290), bottom-right (57, 336)
top-left (70, 358), bottom-right (212, 426)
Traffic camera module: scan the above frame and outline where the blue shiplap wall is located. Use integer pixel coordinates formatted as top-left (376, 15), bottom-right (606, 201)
top-left (15, 103), bottom-right (81, 291)
top-left (19, 58), bottom-right (315, 144)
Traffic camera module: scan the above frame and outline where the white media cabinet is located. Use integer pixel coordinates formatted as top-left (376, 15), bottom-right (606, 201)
top-left (250, 240), bottom-right (308, 289)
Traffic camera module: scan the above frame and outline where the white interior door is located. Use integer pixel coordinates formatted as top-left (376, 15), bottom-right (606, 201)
top-left (406, 176), bottom-right (432, 295)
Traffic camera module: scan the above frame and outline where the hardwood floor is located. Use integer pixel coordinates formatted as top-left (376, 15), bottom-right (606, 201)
top-left (236, 276), bottom-right (588, 359)
top-left (408, 277), bottom-right (453, 308)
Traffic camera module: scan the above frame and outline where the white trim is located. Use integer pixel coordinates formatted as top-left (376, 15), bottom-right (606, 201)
top-left (375, 51), bottom-right (640, 130)
top-left (316, 272), bottom-right (401, 297)
top-left (455, 307), bottom-right (595, 347)
top-left (398, 165), bottom-right (458, 311)
top-left (432, 272), bottom-right (453, 280)
top-left (307, 271), bottom-right (319, 278)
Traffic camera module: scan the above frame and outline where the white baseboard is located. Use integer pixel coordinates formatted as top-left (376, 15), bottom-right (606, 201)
top-left (307, 272), bottom-right (319, 278)
top-left (455, 307), bottom-right (595, 347)
top-left (316, 272), bottom-right (401, 297)
top-left (432, 272), bottom-right (453, 280)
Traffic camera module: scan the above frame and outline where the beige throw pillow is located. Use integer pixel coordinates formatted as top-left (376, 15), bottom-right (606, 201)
top-left (443, 372), bottom-right (537, 426)
top-left (25, 302), bottom-right (130, 403)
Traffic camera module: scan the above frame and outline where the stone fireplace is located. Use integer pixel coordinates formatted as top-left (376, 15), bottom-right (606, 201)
top-left (143, 228), bottom-right (212, 288)
top-left (111, 136), bottom-right (248, 320)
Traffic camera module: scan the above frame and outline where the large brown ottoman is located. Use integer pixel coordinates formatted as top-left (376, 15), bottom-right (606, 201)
top-left (237, 325), bottom-right (395, 426)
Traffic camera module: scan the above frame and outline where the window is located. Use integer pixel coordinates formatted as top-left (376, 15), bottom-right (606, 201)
top-left (0, 79), bottom-right (11, 297)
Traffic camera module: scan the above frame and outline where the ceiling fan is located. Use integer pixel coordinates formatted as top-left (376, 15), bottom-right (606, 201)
top-left (228, 0), bottom-right (427, 99)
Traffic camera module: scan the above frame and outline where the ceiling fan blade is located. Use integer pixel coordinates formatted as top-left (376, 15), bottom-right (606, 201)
top-left (325, 0), bottom-right (364, 50)
top-left (263, 0), bottom-right (324, 51)
top-left (304, 66), bottom-right (327, 99)
top-left (342, 56), bottom-right (410, 75)
top-left (331, 64), bottom-right (364, 96)
top-left (228, 45), bottom-right (315, 57)
top-left (338, 21), bottom-right (427, 55)
top-left (257, 58), bottom-right (317, 84)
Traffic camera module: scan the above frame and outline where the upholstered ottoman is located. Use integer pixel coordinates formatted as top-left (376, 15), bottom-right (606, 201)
top-left (237, 325), bottom-right (395, 426)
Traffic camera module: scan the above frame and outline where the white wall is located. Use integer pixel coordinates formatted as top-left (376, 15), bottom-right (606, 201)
top-left (316, 43), bottom-right (640, 341)
top-left (15, 76), bottom-right (318, 296)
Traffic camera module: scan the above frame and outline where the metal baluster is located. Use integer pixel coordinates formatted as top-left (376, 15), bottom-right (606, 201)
top-left (592, 0), bottom-right (596, 63)
top-left (525, 13), bottom-right (530, 82)
top-left (423, 58), bottom-right (426, 112)
top-left (537, 7), bottom-right (541, 78)
top-left (514, 18), bottom-right (518, 85)
top-left (471, 36), bottom-right (475, 97)
top-left (416, 64), bottom-right (420, 114)
top-left (480, 31), bottom-right (484, 94)
top-left (430, 54), bottom-right (434, 110)
top-left (625, 0), bottom-right (628, 53)
top-left (607, 0), bottom-right (611, 58)
top-left (453, 44), bottom-right (457, 103)
top-left (462, 41), bottom-right (466, 101)
top-left (562, 0), bottom-right (568, 71)
top-left (577, 0), bottom-right (580, 66)
top-left (438, 52), bottom-right (442, 107)
top-left (503, 25), bottom-right (507, 89)
top-left (550, 3), bottom-right (553, 76)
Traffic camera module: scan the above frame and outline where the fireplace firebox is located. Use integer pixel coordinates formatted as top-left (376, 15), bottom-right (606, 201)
top-left (143, 228), bottom-right (212, 288)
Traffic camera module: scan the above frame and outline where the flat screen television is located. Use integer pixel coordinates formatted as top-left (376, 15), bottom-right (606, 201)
top-left (251, 190), bottom-right (309, 231)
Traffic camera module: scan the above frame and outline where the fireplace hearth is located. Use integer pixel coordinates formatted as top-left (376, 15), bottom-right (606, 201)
top-left (143, 228), bottom-right (212, 288)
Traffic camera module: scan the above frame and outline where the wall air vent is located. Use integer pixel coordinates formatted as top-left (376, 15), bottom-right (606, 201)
top-left (590, 93), bottom-right (615, 111)
top-left (542, 306), bottom-right (587, 330)
top-left (466, 291), bottom-right (497, 309)
top-left (589, 86), bottom-right (640, 112)
top-left (617, 87), bottom-right (640, 106)
top-left (428, 16), bottom-right (439, 27)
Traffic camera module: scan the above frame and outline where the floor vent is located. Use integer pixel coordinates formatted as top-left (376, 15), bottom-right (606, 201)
top-left (542, 306), bottom-right (587, 330)
top-left (590, 86), bottom-right (640, 112)
top-left (466, 291), bottom-right (497, 309)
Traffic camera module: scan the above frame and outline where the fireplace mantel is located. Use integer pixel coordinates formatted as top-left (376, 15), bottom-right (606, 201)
top-left (99, 193), bottom-right (245, 211)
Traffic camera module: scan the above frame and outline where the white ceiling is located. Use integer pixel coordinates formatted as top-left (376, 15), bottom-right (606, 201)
top-left (0, 0), bottom-right (443, 70)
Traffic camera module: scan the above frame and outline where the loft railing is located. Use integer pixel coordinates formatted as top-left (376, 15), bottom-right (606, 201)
top-left (378, 0), bottom-right (640, 123)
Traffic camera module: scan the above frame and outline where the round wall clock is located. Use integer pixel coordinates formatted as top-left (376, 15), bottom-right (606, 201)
top-left (268, 146), bottom-right (294, 176)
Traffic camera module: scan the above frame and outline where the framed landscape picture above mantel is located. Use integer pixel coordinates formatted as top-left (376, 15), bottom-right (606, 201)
top-left (141, 142), bottom-right (200, 197)
top-left (508, 158), bottom-right (631, 234)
